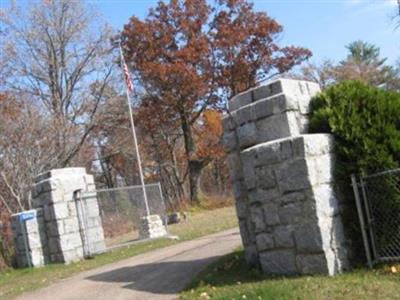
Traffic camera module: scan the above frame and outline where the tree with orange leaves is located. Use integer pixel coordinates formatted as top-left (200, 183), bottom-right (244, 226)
top-left (122, 0), bottom-right (311, 203)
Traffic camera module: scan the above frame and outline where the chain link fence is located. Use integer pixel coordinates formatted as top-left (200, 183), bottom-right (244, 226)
top-left (79, 183), bottom-right (168, 253)
top-left (352, 169), bottom-right (400, 267)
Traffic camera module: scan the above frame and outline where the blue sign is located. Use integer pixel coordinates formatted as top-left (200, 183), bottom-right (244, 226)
top-left (19, 211), bottom-right (35, 222)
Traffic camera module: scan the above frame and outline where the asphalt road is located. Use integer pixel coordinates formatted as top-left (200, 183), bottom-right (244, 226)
top-left (15, 228), bottom-right (241, 300)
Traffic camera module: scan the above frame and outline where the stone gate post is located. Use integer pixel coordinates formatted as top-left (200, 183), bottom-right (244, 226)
top-left (29, 168), bottom-right (106, 264)
top-left (12, 168), bottom-right (106, 267)
top-left (223, 78), bottom-right (349, 276)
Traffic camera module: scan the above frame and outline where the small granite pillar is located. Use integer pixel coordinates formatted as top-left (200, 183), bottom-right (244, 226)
top-left (139, 215), bottom-right (168, 239)
top-left (11, 209), bottom-right (46, 267)
top-left (223, 78), bottom-right (349, 276)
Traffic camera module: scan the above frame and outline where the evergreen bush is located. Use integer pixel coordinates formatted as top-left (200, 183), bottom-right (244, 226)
top-left (309, 80), bottom-right (400, 175)
top-left (309, 80), bottom-right (400, 264)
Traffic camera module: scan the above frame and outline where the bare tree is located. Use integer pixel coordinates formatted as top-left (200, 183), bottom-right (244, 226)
top-left (0, 0), bottom-right (117, 212)
top-left (288, 60), bottom-right (336, 89)
top-left (0, 93), bottom-right (59, 211)
top-left (1, 0), bottom-right (116, 168)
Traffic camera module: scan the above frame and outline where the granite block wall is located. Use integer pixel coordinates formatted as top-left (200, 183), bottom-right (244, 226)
top-left (223, 78), bottom-right (349, 276)
top-left (12, 168), bottom-right (106, 267)
top-left (11, 209), bottom-right (47, 267)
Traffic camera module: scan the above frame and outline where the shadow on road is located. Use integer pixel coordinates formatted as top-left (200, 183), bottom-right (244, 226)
top-left (86, 256), bottom-right (222, 294)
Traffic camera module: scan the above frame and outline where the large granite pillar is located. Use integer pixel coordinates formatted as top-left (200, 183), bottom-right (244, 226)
top-left (223, 78), bottom-right (349, 275)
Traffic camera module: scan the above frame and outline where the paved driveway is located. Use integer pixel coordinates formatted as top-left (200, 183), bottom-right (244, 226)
top-left (15, 228), bottom-right (241, 300)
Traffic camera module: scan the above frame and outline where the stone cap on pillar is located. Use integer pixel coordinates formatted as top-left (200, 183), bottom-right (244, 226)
top-left (35, 168), bottom-right (87, 183)
top-left (227, 78), bottom-right (320, 113)
top-left (222, 78), bottom-right (321, 153)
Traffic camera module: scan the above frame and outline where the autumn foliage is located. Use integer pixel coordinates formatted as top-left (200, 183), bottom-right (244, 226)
top-left (122, 0), bottom-right (311, 202)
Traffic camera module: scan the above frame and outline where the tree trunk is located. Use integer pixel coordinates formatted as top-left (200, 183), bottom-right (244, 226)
top-left (188, 160), bottom-right (204, 203)
top-left (178, 106), bottom-right (205, 204)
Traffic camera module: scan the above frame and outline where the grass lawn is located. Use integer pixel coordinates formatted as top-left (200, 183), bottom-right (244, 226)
top-left (181, 250), bottom-right (400, 300)
top-left (0, 206), bottom-right (238, 300)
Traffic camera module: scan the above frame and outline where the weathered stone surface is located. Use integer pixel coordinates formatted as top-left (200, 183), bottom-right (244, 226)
top-left (255, 166), bottom-right (276, 189)
top-left (262, 202), bottom-right (280, 226)
top-left (139, 214), bottom-right (168, 239)
top-left (64, 218), bottom-right (80, 233)
top-left (53, 202), bottom-right (69, 219)
top-left (248, 188), bottom-right (279, 205)
top-left (236, 105), bottom-right (255, 125)
top-left (313, 184), bottom-right (340, 217)
top-left (83, 198), bottom-right (101, 217)
top-left (280, 192), bottom-right (306, 205)
top-left (35, 168), bottom-right (86, 183)
top-left (11, 210), bottom-right (46, 268)
top-left (13, 168), bottom-right (107, 267)
top-left (223, 78), bottom-right (348, 276)
top-left (249, 205), bottom-right (266, 233)
top-left (287, 111), bottom-right (303, 136)
top-left (276, 159), bottom-right (311, 193)
top-left (294, 224), bottom-right (323, 253)
top-left (259, 250), bottom-right (297, 275)
top-left (256, 233), bottom-right (274, 251)
top-left (254, 141), bottom-right (282, 166)
top-left (296, 254), bottom-right (328, 274)
top-left (238, 123), bottom-right (257, 149)
top-left (59, 233), bottom-right (83, 251)
top-left (273, 226), bottom-right (294, 248)
top-left (279, 202), bottom-right (303, 225)
top-left (253, 97), bottom-right (274, 120)
top-left (256, 114), bottom-right (291, 143)
top-left (303, 134), bottom-right (334, 156)
top-left (229, 89), bottom-right (253, 111)
top-left (62, 248), bottom-right (84, 264)
top-left (242, 154), bottom-right (256, 190)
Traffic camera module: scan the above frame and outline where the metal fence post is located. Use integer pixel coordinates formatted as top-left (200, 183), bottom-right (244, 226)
top-left (75, 190), bottom-right (91, 258)
top-left (158, 182), bottom-right (169, 233)
top-left (351, 174), bottom-right (373, 268)
top-left (359, 176), bottom-right (378, 261)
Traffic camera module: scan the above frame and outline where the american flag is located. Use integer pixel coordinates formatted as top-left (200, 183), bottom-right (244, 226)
top-left (123, 61), bottom-right (134, 92)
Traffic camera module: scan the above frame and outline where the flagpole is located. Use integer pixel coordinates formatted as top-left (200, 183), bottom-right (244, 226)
top-left (118, 42), bottom-right (150, 217)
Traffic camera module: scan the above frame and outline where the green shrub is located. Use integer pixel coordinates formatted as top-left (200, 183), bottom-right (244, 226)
top-left (309, 80), bottom-right (400, 176)
top-left (309, 80), bottom-right (400, 264)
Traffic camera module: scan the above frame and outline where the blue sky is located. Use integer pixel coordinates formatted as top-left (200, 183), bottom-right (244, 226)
top-left (2, 0), bottom-right (399, 64)
top-left (96, 0), bottom-right (399, 65)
